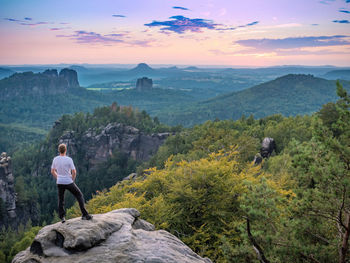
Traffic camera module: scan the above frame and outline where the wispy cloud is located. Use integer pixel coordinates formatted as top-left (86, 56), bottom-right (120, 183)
top-left (245, 21), bottom-right (259, 26)
top-left (216, 21), bottom-right (259, 31)
top-left (236, 35), bottom-right (350, 51)
top-left (127, 40), bottom-right (154, 47)
top-left (57, 30), bottom-right (125, 44)
top-left (4, 17), bottom-right (50, 27)
top-left (20, 21), bottom-right (49, 26)
top-left (333, 19), bottom-right (350, 23)
top-left (172, 6), bottom-right (190, 11)
top-left (50, 27), bottom-right (70, 31)
top-left (4, 18), bottom-right (21, 22)
top-left (319, 0), bottom-right (335, 4)
top-left (112, 14), bottom-right (126, 18)
top-left (56, 30), bottom-right (153, 47)
top-left (339, 9), bottom-right (350, 13)
top-left (210, 47), bottom-right (348, 57)
top-left (145, 15), bottom-right (218, 33)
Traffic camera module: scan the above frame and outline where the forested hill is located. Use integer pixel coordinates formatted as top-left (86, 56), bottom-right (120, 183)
top-left (322, 69), bottom-right (350, 80)
top-left (0, 69), bottom-right (109, 128)
top-left (157, 74), bottom-right (350, 126)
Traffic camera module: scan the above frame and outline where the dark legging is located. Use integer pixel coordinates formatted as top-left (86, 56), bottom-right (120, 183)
top-left (57, 183), bottom-right (88, 218)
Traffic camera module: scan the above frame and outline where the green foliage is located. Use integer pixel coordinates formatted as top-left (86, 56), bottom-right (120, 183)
top-left (156, 75), bottom-right (350, 127)
top-left (0, 251), bottom-right (5, 263)
top-left (9, 226), bottom-right (41, 260)
top-left (68, 149), bottom-right (292, 261)
top-left (148, 114), bottom-right (312, 171)
top-left (12, 103), bottom-right (176, 224)
top-left (5, 76), bottom-right (350, 262)
top-left (262, 81), bottom-right (350, 263)
top-left (67, 82), bottom-right (350, 262)
top-left (0, 123), bottom-right (45, 154)
top-left (0, 221), bottom-right (41, 263)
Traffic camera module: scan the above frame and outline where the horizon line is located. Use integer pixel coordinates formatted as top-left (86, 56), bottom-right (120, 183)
top-left (1, 63), bottom-right (349, 69)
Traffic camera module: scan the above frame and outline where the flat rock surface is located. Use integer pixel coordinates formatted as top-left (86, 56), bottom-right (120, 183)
top-left (13, 208), bottom-right (212, 263)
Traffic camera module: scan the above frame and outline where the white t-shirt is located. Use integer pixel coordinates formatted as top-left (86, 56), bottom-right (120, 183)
top-left (51, 155), bottom-right (75, 184)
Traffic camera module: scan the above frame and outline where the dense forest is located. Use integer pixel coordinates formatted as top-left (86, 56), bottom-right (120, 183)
top-left (68, 82), bottom-right (349, 262)
top-left (156, 74), bottom-right (350, 126)
top-left (2, 68), bottom-right (349, 153)
top-left (0, 82), bottom-right (349, 262)
top-left (13, 103), bottom-right (178, 221)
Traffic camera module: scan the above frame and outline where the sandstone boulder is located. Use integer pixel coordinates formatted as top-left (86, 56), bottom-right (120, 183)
top-left (13, 208), bottom-right (212, 263)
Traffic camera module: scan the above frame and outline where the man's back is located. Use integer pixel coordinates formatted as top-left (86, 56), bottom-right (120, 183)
top-left (51, 155), bottom-right (75, 184)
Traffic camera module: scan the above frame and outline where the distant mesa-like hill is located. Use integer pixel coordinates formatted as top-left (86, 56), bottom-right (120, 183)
top-left (128, 63), bottom-right (155, 75)
top-left (157, 74), bottom-right (350, 126)
top-left (0, 68), bottom-right (79, 100)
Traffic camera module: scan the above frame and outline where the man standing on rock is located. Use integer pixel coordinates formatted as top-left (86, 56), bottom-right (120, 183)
top-left (51, 143), bottom-right (92, 223)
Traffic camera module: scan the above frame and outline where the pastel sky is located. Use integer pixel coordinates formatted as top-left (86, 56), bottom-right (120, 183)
top-left (1, 0), bottom-right (350, 66)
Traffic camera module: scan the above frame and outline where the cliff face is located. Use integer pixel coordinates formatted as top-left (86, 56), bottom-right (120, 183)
top-left (58, 122), bottom-right (169, 168)
top-left (0, 152), bottom-right (16, 219)
top-left (0, 152), bottom-right (39, 229)
top-left (13, 208), bottom-right (212, 263)
top-left (59, 68), bottom-right (79, 88)
top-left (0, 68), bottom-right (80, 100)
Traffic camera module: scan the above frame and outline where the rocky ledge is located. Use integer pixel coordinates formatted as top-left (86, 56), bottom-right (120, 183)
top-left (13, 208), bottom-right (212, 263)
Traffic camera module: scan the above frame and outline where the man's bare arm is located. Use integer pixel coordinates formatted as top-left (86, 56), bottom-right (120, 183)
top-left (72, 169), bottom-right (76, 181)
top-left (51, 168), bottom-right (57, 179)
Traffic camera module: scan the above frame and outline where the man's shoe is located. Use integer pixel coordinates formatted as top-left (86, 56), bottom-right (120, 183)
top-left (61, 217), bottom-right (66, 223)
top-left (82, 214), bottom-right (93, 220)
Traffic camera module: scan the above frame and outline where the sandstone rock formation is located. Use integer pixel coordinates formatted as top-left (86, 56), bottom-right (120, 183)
top-left (59, 122), bottom-right (169, 168)
top-left (13, 208), bottom-right (212, 263)
top-left (0, 152), bottom-right (39, 229)
top-left (59, 68), bottom-right (79, 88)
top-left (0, 68), bottom-right (80, 100)
top-left (42, 69), bottom-right (58, 78)
top-left (0, 152), bottom-right (16, 220)
top-left (136, 77), bottom-right (153, 91)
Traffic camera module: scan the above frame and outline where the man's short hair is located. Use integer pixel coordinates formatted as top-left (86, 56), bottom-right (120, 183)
top-left (58, 144), bottom-right (67, 154)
